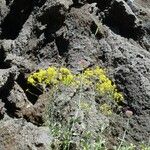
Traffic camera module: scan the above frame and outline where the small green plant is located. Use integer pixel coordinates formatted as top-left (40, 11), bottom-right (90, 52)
top-left (50, 123), bottom-right (72, 150)
top-left (99, 103), bottom-right (112, 116)
top-left (90, 14), bottom-right (105, 38)
top-left (81, 135), bottom-right (106, 150)
top-left (27, 66), bottom-right (125, 150)
top-left (140, 142), bottom-right (150, 150)
top-left (80, 102), bottom-right (91, 111)
top-left (118, 143), bottom-right (136, 150)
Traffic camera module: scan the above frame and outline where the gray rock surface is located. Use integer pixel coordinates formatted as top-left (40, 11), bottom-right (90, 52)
top-left (0, 0), bottom-right (149, 149)
top-left (7, 82), bottom-right (33, 118)
top-left (0, 118), bottom-right (51, 150)
top-left (0, 99), bottom-right (5, 118)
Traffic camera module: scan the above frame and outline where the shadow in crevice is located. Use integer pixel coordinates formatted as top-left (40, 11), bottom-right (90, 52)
top-left (0, 74), bottom-right (18, 118)
top-left (38, 5), bottom-right (66, 40)
top-left (87, 0), bottom-right (112, 10)
top-left (16, 73), bottom-right (43, 105)
top-left (56, 34), bottom-right (69, 56)
top-left (90, 21), bottom-right (104, 39)
top-left (35, 0), bottom-right (47, 7)
top-left (2, 98), bottom-right (21, 118)
top-left (102, 1), bottom-right (145, 40)
top-left (71, 0), bottom-right (112, 10)
top-left (0, 60), bottom-right (11, 69)
top-left (5, 0), bottom-right (12, 6)
top-left (103, 15), bottom-right (144, 40)
top-left (70, 0), bottom-right (85, 8)
top-left (0, 48), bottom-right (11, 69)
top-left (0, 0), bottom-right (34, 39)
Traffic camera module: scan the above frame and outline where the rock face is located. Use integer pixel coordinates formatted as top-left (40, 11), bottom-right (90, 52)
top-left (0, 0), bottom-right (150, 149)
top-left (0, 118), bottom-right (51, 150)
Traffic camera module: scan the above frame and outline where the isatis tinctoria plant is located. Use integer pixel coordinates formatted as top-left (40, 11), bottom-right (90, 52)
top-left (27, 66), bottom-right (123, 103)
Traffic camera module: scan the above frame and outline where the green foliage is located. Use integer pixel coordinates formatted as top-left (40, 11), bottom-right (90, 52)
top-left (50, 117), bottom-right (81, 150)
top-left (99, 103), bottom-right (112, 116)
top-left (27, 66), bottom-right (150, 150)
top-left (50, 120), bottom-right (107, 150)
top-left (80, 102), bottom-right (91, 111)
top-left (140, 142), bottom-right (150, 150)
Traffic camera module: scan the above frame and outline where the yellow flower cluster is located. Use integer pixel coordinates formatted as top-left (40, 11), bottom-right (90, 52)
top-left (82, 66), bottom-right (123, 102)
top-left (27, 66), bottom-right (123, 102)
top-left (27, 67), bottom-right (58, 85)
top-left (59, 67), bottom-right (75, 85)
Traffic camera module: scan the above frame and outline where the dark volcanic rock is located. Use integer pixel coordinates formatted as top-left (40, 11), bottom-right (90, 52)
top-left (103, 0), bottom-right (145, 40)
top-left (0, 0), bottom-right (149, 149)
top-left (7, 82), bottom-right (33, 118)
top-left (0, 99), bottom-right (5, 118)
top-left (0, 118), bottom-right (51, 150)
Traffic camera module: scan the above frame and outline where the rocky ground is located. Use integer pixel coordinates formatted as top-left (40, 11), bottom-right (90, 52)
top-left (0, 0), bottom-right (150, 149)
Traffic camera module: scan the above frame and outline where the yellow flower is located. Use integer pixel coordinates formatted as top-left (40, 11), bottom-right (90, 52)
top-left (35, 69), bottom-right (47, 83)
top-left (45, 67), bottom-right (58, 85)
top-left (27, 66), bottom-right (124, 103)
top-left (60, 67), bottom-right (71, 75)
top-left (27, 76), bottom-right (35, 85)
top-left (99, 74), bottom-right (108, 82)
top-left (61, 74), bottom-right (74, 85)
top-left (96, 80), bottom-right (113, 94)
top-left (94, 66), bottom-right (105, 76)
top-left (113, 92), bottom-right (124, 102)
top-left (84, 69), bottom-right (94, 78)
top-left (47, 67), bottom-right (57, 76)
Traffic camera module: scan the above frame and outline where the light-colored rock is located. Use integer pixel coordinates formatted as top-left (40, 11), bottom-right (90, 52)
top-left (58, 0), bottom-right (73, 9)
top-left (0, 118), bottom-right (52, 150)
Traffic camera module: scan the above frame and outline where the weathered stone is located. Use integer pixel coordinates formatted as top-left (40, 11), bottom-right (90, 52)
top-left (0, 118), bottom-right (52, 150)
top-left (0, 99), bottom-right (5, 118)
top-left (7, 82), bottom-right (33, 118)
top-left (58, 0), bottom-right (73, 9)
top-left (0, 0), bottom-right (149, 148)
top-left (103, 0), bottom-right (145, 39)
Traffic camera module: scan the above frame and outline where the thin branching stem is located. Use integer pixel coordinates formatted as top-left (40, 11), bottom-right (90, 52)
top-left (117, 118), bottom-right (130, 150)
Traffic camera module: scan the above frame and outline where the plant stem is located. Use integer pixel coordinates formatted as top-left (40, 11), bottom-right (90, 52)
top-left (71, 72), bottom-right (83, 130)
top-left (117, 118), bottom-right (130, 150)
